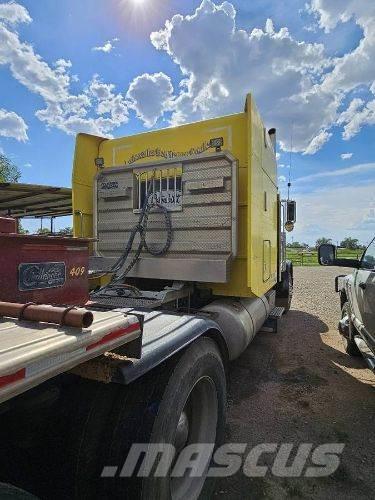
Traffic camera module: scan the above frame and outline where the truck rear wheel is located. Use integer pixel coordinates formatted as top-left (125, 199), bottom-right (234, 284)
top-left (107, 336), bottom-right (226, 500)
top-left (276, 263), bottom-right (293, 314)
top-left (66, 337), bottom-right (226, 500)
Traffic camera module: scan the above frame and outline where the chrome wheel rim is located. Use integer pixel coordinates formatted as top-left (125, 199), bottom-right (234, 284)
top-left (170, 376), bottom-right (218, 500)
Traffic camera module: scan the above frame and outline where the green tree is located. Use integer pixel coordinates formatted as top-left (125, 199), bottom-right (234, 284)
top-left (0, 154), bottom-right (21, 183)
top-left (287, 241), bottom-right (309, 249)
top-left (315, 237), bottom-right (332, 249)
top-left (57, 227), bottom-right (73, 236)
top-left (340, 237), bottom-right (359, 250)
top-left (18, 222), bottom-right (29, 234)
top-left (36, 227), bottom-right (50, 235)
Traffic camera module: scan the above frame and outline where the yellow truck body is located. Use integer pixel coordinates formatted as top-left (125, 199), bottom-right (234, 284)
top-left (72, 93), bottom-right (278, 298)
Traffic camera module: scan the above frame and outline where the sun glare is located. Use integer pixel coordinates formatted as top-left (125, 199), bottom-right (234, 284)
top-left (119, 0), bottom-right (165, 36)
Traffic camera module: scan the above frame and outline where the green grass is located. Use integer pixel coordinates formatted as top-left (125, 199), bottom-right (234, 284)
top-left (286, 248), bottom-right (363, 266)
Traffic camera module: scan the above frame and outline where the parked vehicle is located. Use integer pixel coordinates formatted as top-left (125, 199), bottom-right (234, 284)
top-left (0, 93), bottom-right (296, 499)
top-left (318, 239), bottom-right (375, 370)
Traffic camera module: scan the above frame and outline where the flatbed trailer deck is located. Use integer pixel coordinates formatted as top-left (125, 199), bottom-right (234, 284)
top-left (0, 309), bottom-right (141, 404)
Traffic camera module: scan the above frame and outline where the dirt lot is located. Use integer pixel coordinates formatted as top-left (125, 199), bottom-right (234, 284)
top-left (214, 266), bottom-right (375, 499)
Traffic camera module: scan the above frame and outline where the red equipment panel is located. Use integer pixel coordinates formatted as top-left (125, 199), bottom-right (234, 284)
top-left (0, 217), bottom-right (17, 234)
top-left (0, 234), bottom-right (91, 305)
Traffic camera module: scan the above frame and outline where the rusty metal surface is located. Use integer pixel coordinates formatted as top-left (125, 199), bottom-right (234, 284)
top-left (0, 301), bottom-right (94, 328)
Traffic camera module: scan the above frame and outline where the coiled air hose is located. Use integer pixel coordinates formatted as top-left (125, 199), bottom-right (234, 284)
top-left (92, 172), bottom-right (173, 296)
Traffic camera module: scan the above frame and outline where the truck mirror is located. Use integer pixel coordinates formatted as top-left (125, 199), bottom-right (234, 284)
top-left (286, 201), bottom-right (296, 223)
top-left (318, 244), bottom-right (336, 266)
top-left (284, 221), bottom-right (294, 232)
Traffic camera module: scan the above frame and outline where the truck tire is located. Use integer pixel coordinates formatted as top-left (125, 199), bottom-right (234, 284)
top-left (341, 302), bottom-right (361, 356)
top-left (66, 337), bottom-right (226, 500)
top-left (60, 379), bottom-right (123, 499)
top-left (276, 262), bottom-right (293, 314)
top-left (0, 483), bottom-right (39, 499)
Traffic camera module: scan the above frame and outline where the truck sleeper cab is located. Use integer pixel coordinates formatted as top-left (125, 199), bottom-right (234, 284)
top-left (73, 93), bottom-right (294, 356)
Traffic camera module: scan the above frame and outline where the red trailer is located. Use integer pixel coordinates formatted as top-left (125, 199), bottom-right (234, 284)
top-left (0, 233), bottom-right (90, 305)
top-left (0, 216), bottom-right (17, 234)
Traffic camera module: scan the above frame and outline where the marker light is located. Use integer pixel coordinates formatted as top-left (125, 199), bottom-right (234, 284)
top-left (209, 137), bottom-right (224, 152)
top-left (95, 157), bottom-right (105, 168)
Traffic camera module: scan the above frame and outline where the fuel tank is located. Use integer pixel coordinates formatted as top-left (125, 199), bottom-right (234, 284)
top-left (202, 294), bottom-right (273, 360)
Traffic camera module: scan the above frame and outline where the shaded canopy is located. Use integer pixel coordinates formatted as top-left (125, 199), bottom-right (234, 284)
top-left (0, 183), bottom-right (72, 218)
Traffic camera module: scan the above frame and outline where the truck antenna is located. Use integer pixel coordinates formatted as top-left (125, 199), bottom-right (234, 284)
top-left (287, 123), bottom-right (293, 201)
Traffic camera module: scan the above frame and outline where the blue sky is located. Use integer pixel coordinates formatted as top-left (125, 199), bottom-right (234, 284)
top-left (0, 0), bottom-right (374, 245)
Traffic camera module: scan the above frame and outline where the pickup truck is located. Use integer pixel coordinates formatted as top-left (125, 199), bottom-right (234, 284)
top-left (318, 239), bottom-right (375, 370)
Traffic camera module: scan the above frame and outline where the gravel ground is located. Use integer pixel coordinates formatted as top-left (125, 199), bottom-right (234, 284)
top-left (213, 266), bottom-right (375, 499)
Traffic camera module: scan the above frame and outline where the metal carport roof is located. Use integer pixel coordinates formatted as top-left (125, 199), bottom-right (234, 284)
top-left (0, 183), bottom-right (72, 218)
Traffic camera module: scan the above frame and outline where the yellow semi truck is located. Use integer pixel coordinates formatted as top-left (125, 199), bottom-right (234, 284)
top-left (0, 93), bottom-right (295, 499)
top-left (67, 93), bottom-right (295, 497)
top-left (74, 94), bottom-right (284, 300)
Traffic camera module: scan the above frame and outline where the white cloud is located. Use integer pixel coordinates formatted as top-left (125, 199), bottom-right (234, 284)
top-left (303, 129), bottom-right (332, 155)
top-left (88, 77), bottom-right (114, 101)
top-left (36, 75), bottom-right (129, 136)
top-left (24, 162), bottom-right (32, 168)
top-left (141, 0), bottom-right (375, 152)
top-left (88, 75), bottom-right (128, 123)
top-left (341, 152), bottom-right (352, 160)
top-left (356, 201), bottom-right (375, 232)
top-left (1, 0), bottom-right (375, 150)
top-left (150, 1), bottom-right (334, 153)
top-left (292, 183), bottom-right (375, 244)
top-left (337, 95), bottom-right (375, 140)
top-left (54, 58), bottom-right (72, 73)
top-left (0, 23), bottom-right (70, 102)
top-left (92, 38), bottom-right (119, 53)
top-left (0, 5), bottom-right (128, 137)
top-left (296, 162), bottom-right (375, 183)
top-left (127, 72), bottom-right (174, 127)
top-left (0, 1), bottom-right (31, 24)
top-left (278, 175), bottom-right (287, 182)
top-left (311, 1), bottom-right (375, 94)
top-left (0, 108), bottom-right (28, 141)
top-left (308, 1), bottom-right (375, 141)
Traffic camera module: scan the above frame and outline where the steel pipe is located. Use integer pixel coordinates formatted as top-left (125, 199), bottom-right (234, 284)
top-left (0, 301), bottom-right (94, 328)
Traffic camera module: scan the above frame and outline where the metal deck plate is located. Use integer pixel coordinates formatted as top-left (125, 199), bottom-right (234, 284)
top-left (269, 306), bottom-right (285, 319)
top-left (91, 296), bottom-right (162, 309)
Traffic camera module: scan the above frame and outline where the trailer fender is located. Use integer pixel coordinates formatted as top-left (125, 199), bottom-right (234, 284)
top-left (113, 310), bottom-right (227, 385)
